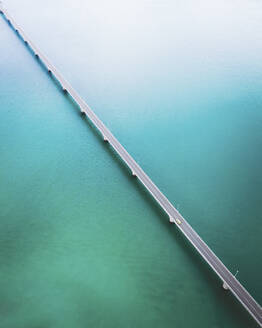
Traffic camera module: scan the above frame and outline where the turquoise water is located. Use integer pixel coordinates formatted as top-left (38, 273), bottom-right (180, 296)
top-left (0, 1), bottom-right (262, 327)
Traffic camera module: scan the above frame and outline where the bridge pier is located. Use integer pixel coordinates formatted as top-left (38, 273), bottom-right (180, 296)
top-left (35, 54), bottom-right (39, 59)
top-left (132, 171), bottom-right (137, 177)
top-left (169, 216), bottom-right (175, 223)
top-left (103, 136), bottom-right (108, 142)
top-left (222, 282), bottom-right (229, 290)
top-left (62, 88), bottom-right (68, 94)
top-left (80, 107), bottom-right (86, 115)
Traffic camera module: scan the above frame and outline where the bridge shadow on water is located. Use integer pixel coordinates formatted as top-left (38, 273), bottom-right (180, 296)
top-left (1, 10), bottom-right (257, 327)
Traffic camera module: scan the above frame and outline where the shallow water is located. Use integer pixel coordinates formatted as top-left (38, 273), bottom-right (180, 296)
top-left (0, 1), bottom-right (261, 327)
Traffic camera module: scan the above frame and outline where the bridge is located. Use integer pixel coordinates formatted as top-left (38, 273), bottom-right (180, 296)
top-left (1, 3), bottom-right (261, 326)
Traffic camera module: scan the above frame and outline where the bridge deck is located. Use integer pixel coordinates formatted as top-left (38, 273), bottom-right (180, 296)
top-left (1, 5), bottom-right (261, 326)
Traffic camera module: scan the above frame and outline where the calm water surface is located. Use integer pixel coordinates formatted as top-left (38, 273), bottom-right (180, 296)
top-left (0, 0), bottom-right (261, 327)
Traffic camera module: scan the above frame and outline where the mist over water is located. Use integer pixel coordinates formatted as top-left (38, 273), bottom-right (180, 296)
top-left (0, 1), bottom-right (261, 327)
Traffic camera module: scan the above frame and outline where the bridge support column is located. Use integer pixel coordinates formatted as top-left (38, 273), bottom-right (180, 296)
top-left (132, 171), bottom-right (136, 177)
top-left (169, 216), bottom-right (175, 223)
top-left (80, 108), bottom-right (86, 115)
top-left (35, 54), bottom-right (39, 59)
top-left (222, 282), bottom-right (229, 290)
top-left (62, 88), bottom-right (67, 94)
top-left (103, 136), bottom-right (108, 142)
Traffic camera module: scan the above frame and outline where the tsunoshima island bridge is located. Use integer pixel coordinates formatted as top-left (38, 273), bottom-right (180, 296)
top-left (1, 3), bottom-right (261, 326)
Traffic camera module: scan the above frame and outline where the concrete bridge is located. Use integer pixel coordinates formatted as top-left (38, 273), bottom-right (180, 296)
top-left (1, 3), bottom-right (261, 326)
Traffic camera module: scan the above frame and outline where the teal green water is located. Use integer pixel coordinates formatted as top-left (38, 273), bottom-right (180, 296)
top-left (1, 1), bottom-right (262, 327)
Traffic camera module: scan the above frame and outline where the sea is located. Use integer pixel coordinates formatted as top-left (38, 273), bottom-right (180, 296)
top-left (0, 0), bottom-right (261, 327)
